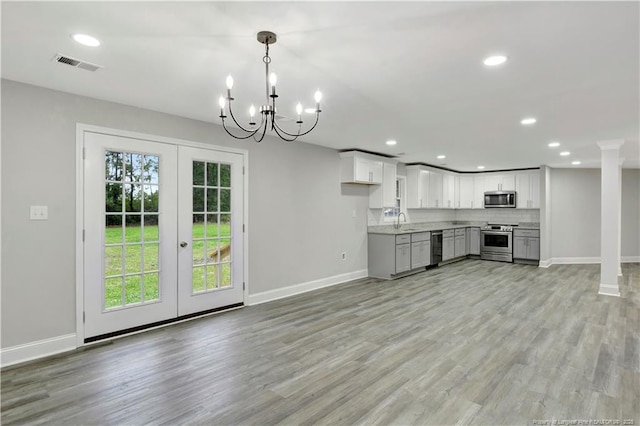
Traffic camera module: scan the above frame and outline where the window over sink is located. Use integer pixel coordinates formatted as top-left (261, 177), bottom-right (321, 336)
top-left (383, 176), bottom-right (405, 222)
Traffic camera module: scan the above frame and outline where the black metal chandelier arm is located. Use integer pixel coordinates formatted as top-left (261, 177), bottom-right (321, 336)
top-left (272, 112), bottom-right (320, 138)
top-left (271, 123), bottom-right (301, 142)
top-left (221, 118), bottom-right (261, 140)
top-left (252, 118), bottom-right (269, 143)
top-left (227, 100), bottom-right (257, 134)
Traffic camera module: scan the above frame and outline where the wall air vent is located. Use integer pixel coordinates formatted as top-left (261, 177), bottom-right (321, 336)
top-left (54, 54), bottom-right (103, 72)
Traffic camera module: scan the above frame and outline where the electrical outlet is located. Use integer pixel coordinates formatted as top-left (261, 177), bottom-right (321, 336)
top-left (341, 252), bottom-right (347, 261)
top-left (30, 205), bottom-right (48, 220)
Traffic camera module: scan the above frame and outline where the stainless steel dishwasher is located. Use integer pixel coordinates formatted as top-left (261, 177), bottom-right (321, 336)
top-left (431, 231), bottom-right (443, 265)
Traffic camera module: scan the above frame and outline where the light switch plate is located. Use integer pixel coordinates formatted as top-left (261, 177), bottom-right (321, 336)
top-left (30, 205), bottom-right (48, 220)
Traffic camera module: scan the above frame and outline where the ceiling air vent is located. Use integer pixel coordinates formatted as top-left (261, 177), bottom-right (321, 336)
top-left (54, 54), bottom-right (103, 72)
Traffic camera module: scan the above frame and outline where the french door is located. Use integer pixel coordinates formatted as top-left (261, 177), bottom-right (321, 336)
top-left (83, 131), bottom-right (244, 339)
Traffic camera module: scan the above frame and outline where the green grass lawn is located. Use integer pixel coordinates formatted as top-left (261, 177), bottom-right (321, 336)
top-left (104, 223), bottom-right (232, 309)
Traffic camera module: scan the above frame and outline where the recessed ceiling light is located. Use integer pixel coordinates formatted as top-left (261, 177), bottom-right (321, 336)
top-left (386, 140), bottom-right (397, 146)
top-left (560, 151), bottom-right (571, 156)
top-left (72, 33), bottom-right (100, 47)
top-left (521, 117), bottom-right (537, 125)
top-left (483, 55), bottom-right (507, 66)
top-left (304, 108), bottom-right (316, 114)
top-left (437, 155), bottom-right (446, 159)
top-left (572, 161), bottom-right (581, 165)
top-left (477, 165), bottom-right (485, 170)
top-left (548, 142), bottom-right (560, 148)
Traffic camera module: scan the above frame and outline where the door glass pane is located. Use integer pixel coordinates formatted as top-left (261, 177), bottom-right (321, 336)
top-left (143, 185), bottom-right (159, 212)
top-left (125, 153), bottom-right (143, 182)
top-left (220, 238), bottom-right (231, 262)
top-left (144, 215), bottom-right (159, 242)
top-left (220, 189), bottom-right (231, 212)
top-left (105, 277), bottom-right (123, 309)
top-left (193, 161), bottom-right (205, 186)
top-left (221, 263), bottom-right (231, 288)
top-left (207, 239), bottom-right (219, 264)
top-left (125, 275), bottom-right (142, 304)
top-left (105, 183), bottom-right (123, 212)
top-left (105, 246), bottom-right (123, 276)
top-left (144, 273), bottom-right (159, 301)
top-left (193, 267), bottom-right (205, 292)
top-left (143, 155), bottom-right (159, 183)
top-left (206, 214), bottom-right (219, 238)
top-left (104, 149), bottom-right (162, 311)
top-left (207, 163), bottom-right (218, 186)
top-left (124, 184), bottom-right (142, 212)
top-left (206, 265), bottom-right (218, 290)
top-left (191, 160), bottom-right (234, 294)
top-left (106, 215), bottom-right (123, 243)
top-left (124, 215), bottom-right (142, 243)
top-left (193, 188), bottom-right (205, 212)
top-left (207, 188), bottom-right (218, 212)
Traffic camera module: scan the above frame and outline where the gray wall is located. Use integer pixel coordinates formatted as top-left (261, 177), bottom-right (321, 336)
top-left (549, 167), bottom-right (639, 259)
top-left (1, 79), bottom-right (369, 348)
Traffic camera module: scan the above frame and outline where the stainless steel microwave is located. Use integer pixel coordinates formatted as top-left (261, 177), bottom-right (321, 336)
top-left (484, 191), bottom-right (516, 208)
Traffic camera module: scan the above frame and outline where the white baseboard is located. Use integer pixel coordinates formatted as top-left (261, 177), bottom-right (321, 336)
top-left (598, 283), bottom-right (621, 297)
top-left (538, 259), bottom-right (552, 268)
top-left (246, 269), bottom-right (369, 306)
top-left (1, 334), bottom-right (76, 368)
top-left (542, 256), bottom-right (640, 267)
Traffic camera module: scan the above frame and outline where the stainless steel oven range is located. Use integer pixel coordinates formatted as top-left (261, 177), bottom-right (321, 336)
top-left (481, 224), bottom-right (514, 262)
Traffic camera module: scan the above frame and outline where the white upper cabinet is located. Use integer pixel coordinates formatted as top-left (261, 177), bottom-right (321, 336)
top-left (407, 166), bottom-right (430, 208)
top-left (457, 175), bottom-right (474, 208)
top-left (442, 173), bottom-right (456, 209)
top-left (427, 170), bottom-right (443, 208)
top-left (515, 170), bottom-right (540, 208)
top-left (473, 175), bottom-right (485, 208)
top-left (369, 161), bottom-right (398, 208)
top-left (339, 151), bottom-right (384, 184)
top-left (484, 173), bottom-right (515, 191)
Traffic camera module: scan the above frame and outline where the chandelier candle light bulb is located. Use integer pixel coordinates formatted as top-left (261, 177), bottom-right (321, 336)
top-left (218, 30), bottom-right (322, 143)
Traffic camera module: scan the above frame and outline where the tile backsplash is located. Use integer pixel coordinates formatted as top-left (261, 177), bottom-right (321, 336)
top-left (368, 208), bottom-right (539, 226)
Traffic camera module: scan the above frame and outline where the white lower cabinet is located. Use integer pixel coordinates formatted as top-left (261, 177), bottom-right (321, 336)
top-left (395, 243), bottom-right (411, 273)
top-left (442, 229), bottom-right (455, 261)
top-left (513, 229), bottom-right (540, 262)
top-left (454, 228), bottom-right (466, 258)
top-left (468, 227), bottom-right (480, 255)
top-left (368, 232), bottom-right (430, 279)
top-left (411, 232), bottom-right (431, 269)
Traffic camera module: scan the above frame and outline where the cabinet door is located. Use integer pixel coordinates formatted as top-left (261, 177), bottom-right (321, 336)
top-left (484, 175), bottom-right (501, 191)
top-left (442, 174), bottom-right (455, 208)
top-left (411, 241), bottom-right (430, 269)
top-left (396, 244), bottom-right (411, 273)
top-left (529, 172), bottom-right (540, 208)
top-left (354, 157), bottom-right (371, 182)
top-left (469, 228), bottom-right (480, 255)
top-left (428, 171), bottom-right (443, 208)
top-left (515, 173), bottom-right (531, 208)
top-left (369, 161), bottom-right (383, 184)
top-left (459, 176), bottom-right (474, 208)
top-left (527, 238), bottom-right (540, 260)
top-left (473, 175), bottom-right (485, 208)
top-left (513, 237), bottom-right (527, 259)
top-left (442, 237), bottom-right (454, 261)
top-left (501, 174), bottom-right (516, 191)
top-left (454, 235), bottom-right (466, 257)
top-left (369, 162), bottom-right (397, 209)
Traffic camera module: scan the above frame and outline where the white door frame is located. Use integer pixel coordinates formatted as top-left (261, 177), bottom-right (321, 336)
top-left (75, 123), bottom-right (249, 348)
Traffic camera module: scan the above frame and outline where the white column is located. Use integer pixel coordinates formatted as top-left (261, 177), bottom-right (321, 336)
top-left (597, 139), bottom-right (624, 297)
top-left (618, 158), bottom-right (624, 277)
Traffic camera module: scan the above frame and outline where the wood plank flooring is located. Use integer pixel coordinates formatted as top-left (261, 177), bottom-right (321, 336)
top-left (2, 261), bottom-right (639, 425)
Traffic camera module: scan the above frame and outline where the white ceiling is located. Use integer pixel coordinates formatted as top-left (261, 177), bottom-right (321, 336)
top-left (2, 1), bottom-right (639, 170)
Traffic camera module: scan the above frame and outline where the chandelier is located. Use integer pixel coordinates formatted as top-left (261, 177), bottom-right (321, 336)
top-left (218, 31), bottom-right (322, 143)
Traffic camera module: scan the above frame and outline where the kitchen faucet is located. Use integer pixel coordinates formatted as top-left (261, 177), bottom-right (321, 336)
top-left (395, 212), bottom-right (407, 230)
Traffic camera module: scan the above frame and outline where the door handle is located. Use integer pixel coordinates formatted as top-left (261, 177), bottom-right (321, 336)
top-left (180, 241), bottom-right (188, 248)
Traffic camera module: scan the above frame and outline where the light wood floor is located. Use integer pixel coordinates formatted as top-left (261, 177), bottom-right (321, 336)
top-left (2, 261), bottom-right (639, 425)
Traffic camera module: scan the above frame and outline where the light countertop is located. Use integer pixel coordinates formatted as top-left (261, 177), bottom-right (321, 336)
top-left (368, 221), bottom-right (540, 235)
